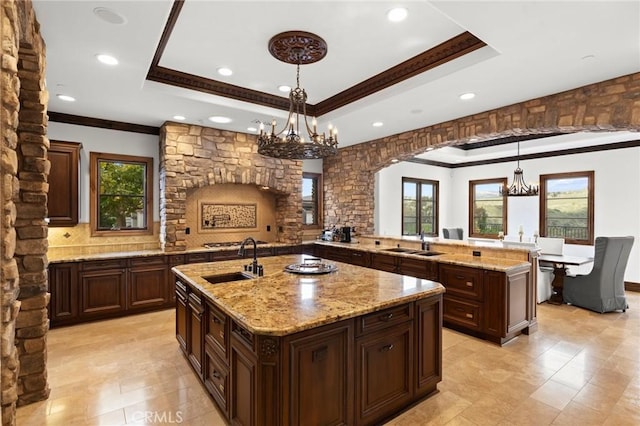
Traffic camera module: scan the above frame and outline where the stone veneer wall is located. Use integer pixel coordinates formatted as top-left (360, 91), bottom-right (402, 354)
top-left (1, 0), bottom-right (50, 424)
top-left (160, 122), bottom-right (303, 251)
top-left (324, 73), bottom-right (640, 235)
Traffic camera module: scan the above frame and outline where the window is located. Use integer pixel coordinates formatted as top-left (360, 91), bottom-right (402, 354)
top-left (402, 178), bottom-right (439, 236)
top-left (540, 171), bottom-right (594, 245)
top-left (90, 152), bottom-right (153, 236)
top-left (302, 172), bottom-right (322, 227)
top-left (469, 178), bottom-right (507, 238)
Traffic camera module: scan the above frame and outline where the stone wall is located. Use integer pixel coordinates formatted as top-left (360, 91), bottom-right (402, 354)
top-left (1, 0), bottom-right (50, 423)
top-left (324, 73), bottom-right (640, 235)
top-left (159, 122), bottom-right (303, 251)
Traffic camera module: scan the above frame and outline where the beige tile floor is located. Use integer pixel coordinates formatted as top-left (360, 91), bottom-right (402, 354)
top-left (16, 292), bottom-right (640, 425)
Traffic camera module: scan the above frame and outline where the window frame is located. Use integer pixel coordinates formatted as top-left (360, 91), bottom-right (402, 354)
top-left (401, 177), bottom-right (439, 236)
top-left (468, 178), bottom-right (508, 239)
top-left (90, 152), bottom-right (154, 237)
top-left (539, 170), bottom-right (594, 246)
top-left (302, 172), bottom-right (323, 229)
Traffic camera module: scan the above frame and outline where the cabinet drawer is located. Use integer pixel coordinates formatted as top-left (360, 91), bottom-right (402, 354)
top-left (439, 265), bottom-right (483, 300)
top-left (204, 345), bottom-right (229, 416)
top-left (443, 296), bottom-right (481, 330)
top-left (168, 254), bottom-right (185, 266)
top-left (187, 253), bottom-right (210, 263)
top-left (129, 256), bottom-right (166, 267)
top-left (80, 259), bottom-right (127, 271)
top-left (232, 321), bottom-right (255, 350)
top-left (206, 302), bottom-right (228, 359)
top-left (349, 250), bottom-right (370, 267)
top-left (357, 303), bottom-right (414, 336)
top-left (371, 253), bottom-right (397, 273)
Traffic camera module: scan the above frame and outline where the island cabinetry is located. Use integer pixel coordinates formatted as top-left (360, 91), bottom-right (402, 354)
top-left (188, 290), bottom-right (205, 379)
top-left (370, 253), bottom-right (398, 273)
top-left (78, 259), bottom-right (127, 318)
top-left (229, 322), bottom-right (258, 426)
top-left (175, 280), bottom-right (188, 354)
top-left (398, 257), bottom-right (438, 281)
top-left (438, 263), bottom-right (532, 345)
top-left (415, 296), bottom-right (442, 398)
top-left (128, 256), bottom-right (169, 310)
top-left (283, 321), bottom-right (353, 426)
top-left (355, 309), bottom-right (413, 426)
top-left (48, 262), bottom-right (79, 324)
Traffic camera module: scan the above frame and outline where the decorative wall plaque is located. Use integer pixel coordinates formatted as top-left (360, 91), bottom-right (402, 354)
top-left (200, 203), bottom-right (257, 230)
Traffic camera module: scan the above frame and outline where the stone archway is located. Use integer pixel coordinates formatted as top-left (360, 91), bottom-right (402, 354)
top-left (323, 72), bottom-right (640, 235)
top-left (159, 122), bottom-right (303, 251)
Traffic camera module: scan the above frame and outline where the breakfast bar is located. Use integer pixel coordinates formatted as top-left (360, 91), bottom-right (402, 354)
top-left (172, 254), bottom-right (445, 426)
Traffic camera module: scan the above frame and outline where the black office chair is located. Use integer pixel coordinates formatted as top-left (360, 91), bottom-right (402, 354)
top-left (442, 228), bottom-right (463, 240)
top-left (563, 236), bottom-right (634, 313)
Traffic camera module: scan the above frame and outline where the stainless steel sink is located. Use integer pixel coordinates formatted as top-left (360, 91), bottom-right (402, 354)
top-left (382, 247), bottom-right (418, 253)
top-left (203, 271), bottom-right (254, 284)
top-left (412, 251), bottom-right (442, 257)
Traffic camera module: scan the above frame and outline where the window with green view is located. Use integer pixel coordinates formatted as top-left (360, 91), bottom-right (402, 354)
top-left (90, 152), bottom-right (153, 235)
top-left (469, 178), bottom-right (507, 238)
top-left (402, 178), bottom-right (438, 236)
top-left (540, 171), bottom-right (594, 245)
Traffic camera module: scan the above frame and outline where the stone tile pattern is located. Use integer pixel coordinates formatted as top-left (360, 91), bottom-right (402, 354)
top-left (1, 0), bottom-right (51, 424)
top-left (159, 122), bottom-right (303, 252)
top-left (323, 73), bottom-right (640, 236)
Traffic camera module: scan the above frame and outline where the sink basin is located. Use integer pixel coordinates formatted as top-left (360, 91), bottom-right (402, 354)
top-left (382, 247), bottom-right (418, 253)
top-left (412, 251), bottom-right (443, 257)
top-left (203, 271), bottom-right (254, 284)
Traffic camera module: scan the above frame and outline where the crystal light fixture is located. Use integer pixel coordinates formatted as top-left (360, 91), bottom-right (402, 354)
top-left (500, 141), bottom-right (538, 196)
top-left (257, 31), bottom-right (338, 160)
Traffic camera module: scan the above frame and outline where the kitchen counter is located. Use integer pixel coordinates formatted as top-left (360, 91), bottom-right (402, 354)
top-left (172, 253), bottom-right (445, 336)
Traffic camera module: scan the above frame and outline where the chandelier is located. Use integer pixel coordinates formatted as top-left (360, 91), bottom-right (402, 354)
top-left (499, 141), bottom-right (539, 196)
top-left (257, 31), bottom-right (338, 159)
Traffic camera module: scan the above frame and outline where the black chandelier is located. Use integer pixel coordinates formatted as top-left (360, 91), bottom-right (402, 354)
top-left (500, 141), bottom-right (539, 196)
top-left (257, 31), bottom-right (338, 160)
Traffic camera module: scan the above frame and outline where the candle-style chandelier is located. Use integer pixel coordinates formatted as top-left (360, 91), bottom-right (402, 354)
top-left (257, 31), bottom-right (338, 160)
top-left (500, 141), bottom-right (539, 196)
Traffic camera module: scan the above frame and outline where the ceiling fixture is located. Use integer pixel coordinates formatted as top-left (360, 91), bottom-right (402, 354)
top-left (93, 7), bottom-right (127, 25)
top-left (387, 7), bottom-right (408, 22)
top-left (459, 92), bottom-right (475, 100)
top-left (217, 67), bottom-right (233, 76)
top-left (56, 94), bottom-right (75, 102)
top-left (372, 122), bottom-right (384, 127)
top-left (257, 31), bottom-right (338, 159)
top-left (500, 141), bottom-right (539, 197)
top-left (96, 54), bottom-right (118, 65)
top-left (173, 115), bottom-right (186, 121)
top-left (209, 116), bottom-right (232, 124)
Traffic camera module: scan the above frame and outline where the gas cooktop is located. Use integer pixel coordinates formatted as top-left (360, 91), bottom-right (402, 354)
top-left (202, 241), bottom-right (268, 248)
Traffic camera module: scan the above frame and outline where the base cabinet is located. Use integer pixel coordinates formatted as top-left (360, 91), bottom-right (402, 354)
top-left (79, 268), bottom-right (126, 317)
top-left (48, 262), bottom-right (79, 324)
top-left (176, 273), bottom-right (442, 426)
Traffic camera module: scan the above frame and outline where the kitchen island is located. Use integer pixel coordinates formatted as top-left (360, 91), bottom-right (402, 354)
top-left (172, 254), bottom-right (445, 426)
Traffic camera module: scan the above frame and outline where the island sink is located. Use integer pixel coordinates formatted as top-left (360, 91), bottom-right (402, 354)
top-left (383, 247), bottom-right (418, 253)
top-left (203, 271), bottom-right (253, 284)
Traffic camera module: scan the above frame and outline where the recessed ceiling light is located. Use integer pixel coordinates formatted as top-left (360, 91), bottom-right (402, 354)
top-left (247, 127), bottom-right (258, 132)
top-left (387, 7), bottom-right (408, 22)
top-left (208, 116), bottom-right (232, 124)
top-left (372, 122), bottom-right (384, 127)
top-left (459, 92), bottom-right (475, 100)
top-left (96, 54), bottom-right (118, 65)
top-left (278, 85), bottom-right (291, 93)
top-left (93, 7), bottom-right (127, 25)
top-left (217, 67), bottom-right (233, 76)
top-left (57, 94), bottom-right (75, 102)
top-left (173, 115), bottom-right (186, 121)
top-left (391, 158), bottom-right (399, 163)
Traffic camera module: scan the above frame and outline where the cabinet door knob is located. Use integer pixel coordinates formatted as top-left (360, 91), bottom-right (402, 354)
top-left (212, 370), bottom-right (221, 379)
top-left (465, 313), bottom-right (473, 319)
top-left (381, 344), bottom-right (394, 352)
top-left (381, 312), bottom-right (394, 321)
top-left (466, 281), bottom-right (473, 287)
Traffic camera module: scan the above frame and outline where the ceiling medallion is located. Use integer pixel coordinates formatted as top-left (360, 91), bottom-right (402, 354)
top-left (258, 31), bottom-right (338, 160)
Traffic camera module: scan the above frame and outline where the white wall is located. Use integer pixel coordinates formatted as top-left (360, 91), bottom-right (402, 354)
top-left (376, 147), bottom-right (640, 282)
top-left (47, 122), bottom-right (160, 222)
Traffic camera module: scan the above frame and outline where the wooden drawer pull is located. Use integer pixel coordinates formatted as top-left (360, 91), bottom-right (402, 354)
top-left (212, 316), bottom-right (221, 324)
top-left (465, 313), bottom-right (473, 319)
top-left (381, 344), bottom-right (394, 352)
top-left (466, 281), bottom-right (473, 287)
top-left (212, 370), bottom-right (221, 379)
top-left (381, 312), bottom-right (394, 321)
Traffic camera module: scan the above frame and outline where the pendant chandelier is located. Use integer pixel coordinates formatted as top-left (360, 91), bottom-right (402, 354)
top-left (500, 141), bottom-right (539, 196)
top-left (257, 31), bottom-right (338, 160)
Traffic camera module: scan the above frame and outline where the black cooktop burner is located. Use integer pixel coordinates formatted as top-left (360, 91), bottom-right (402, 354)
top-left (203, 240), bottom-right (268, 248)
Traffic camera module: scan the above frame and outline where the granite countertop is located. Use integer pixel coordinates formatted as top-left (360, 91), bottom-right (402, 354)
top-left (172, 254), bottom-right (445, 337)
top-left (314, 241), bottom-right (531, 272)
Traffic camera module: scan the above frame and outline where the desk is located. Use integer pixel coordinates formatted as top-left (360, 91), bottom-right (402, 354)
top-left (538, 254), bottom-right (594, 304)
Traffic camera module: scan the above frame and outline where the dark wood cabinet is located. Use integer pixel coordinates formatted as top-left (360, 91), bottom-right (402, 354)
top-left (285, 321), bottom-right (354, 426)
top-left (48, 262), bottom-right (78, 324)
top-left (128, 256), bottom-right (169, 310)
top-left (230, 324), bottom-right (257, 426)
top-left (204, 345), bottom-right (229, 417)
top-left (355, 314), bottom-right (414, 425)
top-left (79, 267), bottom-right (126, 317)
top-left (47, 141), bottom-right (80, 227)
top-left (370, 253), bottom-right (398, 273)
top-left (188, 291), bottom-right (205, 378)
top-left (398, 257), bottom-right (438, 281)
top-left (175, 280), bottom-right (188, 354)
top-left (415, 296), bottom-right (441, 398)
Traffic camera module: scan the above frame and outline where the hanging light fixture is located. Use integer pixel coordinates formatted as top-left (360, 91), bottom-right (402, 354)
top-left (500, 141), bottom-right (539, 196)
top-left (257, 31), bottom-right (338, 159)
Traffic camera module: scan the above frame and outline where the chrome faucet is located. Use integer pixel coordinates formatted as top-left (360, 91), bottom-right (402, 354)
top-left (238, 237), bottom-right (263, 276)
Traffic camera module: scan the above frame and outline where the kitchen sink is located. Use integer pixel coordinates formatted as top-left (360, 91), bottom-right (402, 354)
top-left (412, 251), bottom-right (443, 257)
top-left (382, 247), bottom-right (418, 253)
top-left (203, 271), bottom-right (254, 284)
